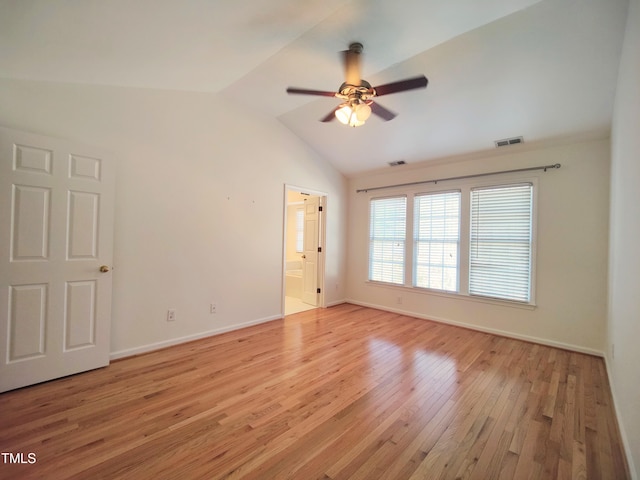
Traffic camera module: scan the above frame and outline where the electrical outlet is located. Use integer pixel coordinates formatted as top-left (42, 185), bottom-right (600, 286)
top-left (210, 303), bottom-right (217, 314)
top-left (167, 309), bottom-right (176, 322)
top-left (396, 296), bottom-right (403, 305)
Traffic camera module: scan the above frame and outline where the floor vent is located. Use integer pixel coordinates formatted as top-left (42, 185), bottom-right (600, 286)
top-left (388, 160), bottom-right (406, 166)
top-left (495, 136), bottom-right (524, 148)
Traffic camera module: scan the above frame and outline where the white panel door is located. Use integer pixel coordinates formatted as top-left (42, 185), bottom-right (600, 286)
top-left (301, 197), bottom-right (319, 306)
top-left (0, 127), bottom-right (115, 392)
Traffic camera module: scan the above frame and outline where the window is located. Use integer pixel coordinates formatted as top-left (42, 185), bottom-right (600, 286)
top-left (295, 208), bottom-right (304, 252)
top-left (367, 181), bottom-right (536, 305)
top-left (413, 191), bottom-right (461, 292)
top-left (369, 196), bottom-right (406, 284)
top-left (469, 184), bottom-right (533, 302)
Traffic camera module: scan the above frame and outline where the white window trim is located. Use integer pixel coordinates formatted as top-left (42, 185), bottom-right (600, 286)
top-left (365, 176), bottom-right (538, 308)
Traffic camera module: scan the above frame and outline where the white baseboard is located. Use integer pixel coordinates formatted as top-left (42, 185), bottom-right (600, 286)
top-left (109, 314), bottom-right (283, 360)
top-left (325, 299), bottom-right (348, 308)
top-left (603, 355), bottom-right (638, 480)
top-left (345, 299), bottom-right (605, 357)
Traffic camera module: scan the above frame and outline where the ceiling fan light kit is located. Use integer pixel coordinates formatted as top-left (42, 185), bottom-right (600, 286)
top-left (335, 101), bottom-right (372, 127)
top-left (286, 42), bottom-right (428, 127)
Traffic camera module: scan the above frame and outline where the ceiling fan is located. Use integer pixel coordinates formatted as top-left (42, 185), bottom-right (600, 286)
top-left (286, 42), bottom-right (428, 127)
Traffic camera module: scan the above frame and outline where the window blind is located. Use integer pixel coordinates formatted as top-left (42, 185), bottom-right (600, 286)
top-left (470, 184), bottom-right (533, 302)
top-left (369, 196), bottom-right (406, 284)
top-left (414, 191), bottom-right (461, 292)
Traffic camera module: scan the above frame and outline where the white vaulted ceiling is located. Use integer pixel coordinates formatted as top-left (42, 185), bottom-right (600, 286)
top-left (0, 0), bottom-right (629, 175)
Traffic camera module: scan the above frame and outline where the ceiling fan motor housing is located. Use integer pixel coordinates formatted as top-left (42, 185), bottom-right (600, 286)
top-left (338, 80), bottom-right (374, 100)
top-left (349, 42), bottom-right (364, 54)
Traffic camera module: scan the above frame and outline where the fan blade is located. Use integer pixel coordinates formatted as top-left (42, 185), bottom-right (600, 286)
top-left (373, 75), bottom-right (428, 97)
top-left (320, 108), bottom-right (338, 122)
top-left (343, 43), bottom-right (362, 86)
top-left (286, 87), bottom-right (337, 97)
top-left (370, 102), bottom-right (397, 121)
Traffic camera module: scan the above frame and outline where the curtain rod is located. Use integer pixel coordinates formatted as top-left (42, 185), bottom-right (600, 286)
top-left (356, 163), bottom-right (561, 193)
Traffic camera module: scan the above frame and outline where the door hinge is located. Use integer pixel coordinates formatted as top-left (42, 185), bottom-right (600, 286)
top-left (318, 246), bottom-right (322, 253)
top-left (318, 206), bottom-right (323, 212)
top-left (317, 288), bottom-right (321, 294)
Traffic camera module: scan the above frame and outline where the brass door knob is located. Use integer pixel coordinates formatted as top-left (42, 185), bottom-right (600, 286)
top-left (99, 265), bottom-right (110, 273)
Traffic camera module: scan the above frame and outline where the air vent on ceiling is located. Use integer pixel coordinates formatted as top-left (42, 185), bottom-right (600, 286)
top-left (388, 160), bottom-right (406, 167)
top-left (495, 136), bottom-right (524, 148)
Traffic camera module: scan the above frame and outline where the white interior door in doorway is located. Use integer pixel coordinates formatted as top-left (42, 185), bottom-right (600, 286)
top-left (0, 127), bottom-right (115, 393)
top-left (302, 196), bottom-right (320, 306)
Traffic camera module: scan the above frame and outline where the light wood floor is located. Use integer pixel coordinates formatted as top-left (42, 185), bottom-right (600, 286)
top-left (0, 304), bottom-right (629, 479)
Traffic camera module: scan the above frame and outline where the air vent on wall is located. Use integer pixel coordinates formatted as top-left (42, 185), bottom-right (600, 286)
top-left (495, 136), bottom-right (524, 148)
top-left (388, 160), bottom-right (406, 167)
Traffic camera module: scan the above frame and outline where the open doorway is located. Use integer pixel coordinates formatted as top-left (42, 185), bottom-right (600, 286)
top-left (282, 185), bottom-right (327, 316)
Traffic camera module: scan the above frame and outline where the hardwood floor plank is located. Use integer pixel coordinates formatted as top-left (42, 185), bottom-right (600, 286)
top-left (572, 439), bottom-right (588, 480)
top-left (0, 305), bottom-right (630, 480)
top-left (542, 370), bottom-right (561, 419)
top-left (512, 419), bottom-right (543, 479)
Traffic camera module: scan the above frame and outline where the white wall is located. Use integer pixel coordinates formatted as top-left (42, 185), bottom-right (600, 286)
top-left (609, 0), bottom-right (640, 476)
top-left (0, 78), bottom-right (348, 356)
top-left (347, 138), bottom-right (610, 354)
